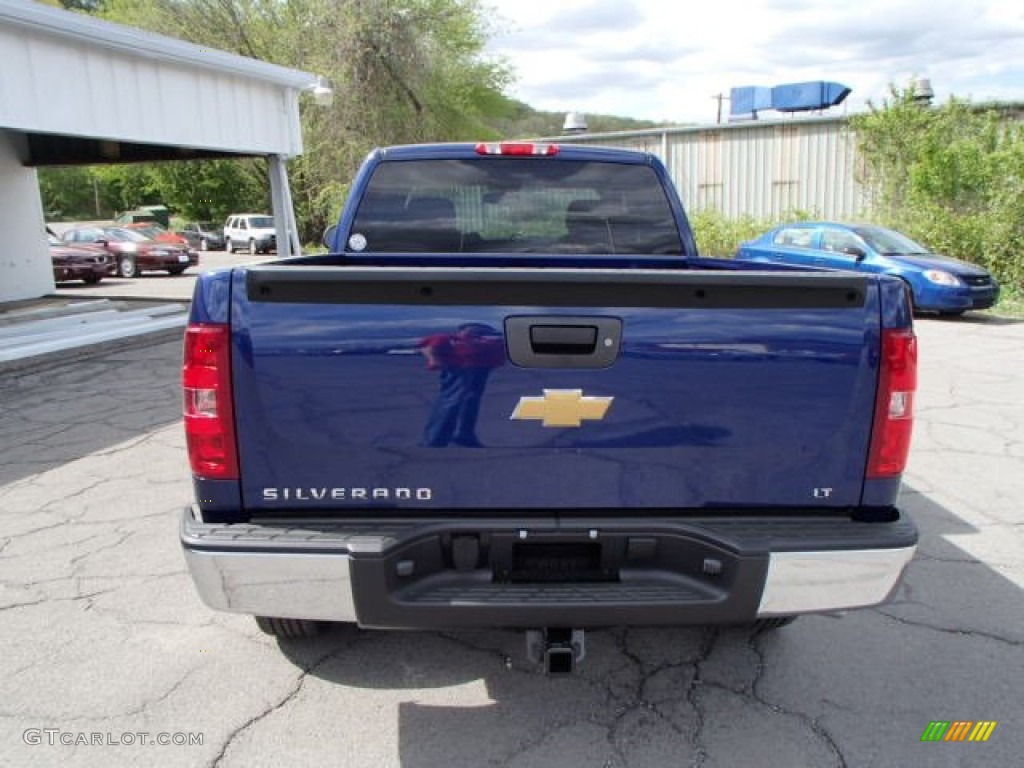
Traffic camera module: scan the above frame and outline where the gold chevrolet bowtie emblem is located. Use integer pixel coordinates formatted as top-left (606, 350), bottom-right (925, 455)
top-left (511, 389), bottom-right (613, 427)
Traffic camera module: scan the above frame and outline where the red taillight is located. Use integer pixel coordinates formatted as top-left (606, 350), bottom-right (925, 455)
top-left (867, 329), bottom-right (917, 478)
top-left (475, 142), bottom-right (559, 156)
top-left (183, 323), bottom-right (238, 479)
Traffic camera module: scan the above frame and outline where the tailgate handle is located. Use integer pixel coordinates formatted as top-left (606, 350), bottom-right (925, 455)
top-left (505, 316), bottom-right (622, 369)
top-left (529, 325), bottom-right (597, 355)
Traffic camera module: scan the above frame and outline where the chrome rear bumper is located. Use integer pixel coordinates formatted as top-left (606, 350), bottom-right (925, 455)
top-left (181, 506), bottom-right (916, 624)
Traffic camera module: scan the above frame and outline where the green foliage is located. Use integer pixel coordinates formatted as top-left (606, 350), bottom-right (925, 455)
top-left (852, 86), bottom-right (1024, 291)
top-left (94, 0), bottom-right (513, 242)
top-left (992, 284), bottom-right (1024, 318)
top-left (144, 159), bottom-right (267, 221)
top-left (489, 100), bottom-right (666, 139)
top-left (689, 209), bottom-right (815, 258)
top-left (37, 167), bottom-right (102, 220)
top-left (41, 2), bottom-right (670, 241)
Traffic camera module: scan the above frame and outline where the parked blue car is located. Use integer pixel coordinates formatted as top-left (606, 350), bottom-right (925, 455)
top-left (736, 222), bottom-right (999, 315)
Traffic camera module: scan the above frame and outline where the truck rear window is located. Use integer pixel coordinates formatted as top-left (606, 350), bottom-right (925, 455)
top-left (347, 158), bottom-right (683, 255)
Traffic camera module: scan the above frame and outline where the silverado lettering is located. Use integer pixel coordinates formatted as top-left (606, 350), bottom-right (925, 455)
top-left (261, 488), bottom-right (433, 502)
top-left (181, 142), bottom-right (918, 674)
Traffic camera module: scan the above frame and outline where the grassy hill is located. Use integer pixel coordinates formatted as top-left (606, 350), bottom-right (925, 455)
top-left (490, 99), bottom-right (670, 139)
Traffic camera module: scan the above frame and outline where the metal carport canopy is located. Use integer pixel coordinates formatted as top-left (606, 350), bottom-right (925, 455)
top-left (0, 1), bottom-right (322, 301)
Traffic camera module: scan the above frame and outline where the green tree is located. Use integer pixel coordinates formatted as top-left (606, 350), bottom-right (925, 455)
top-left (37, 167), bottom-right (102, 220)
top-left (99, 0), bottom-right (512, 241)
top-left (145, 159), bottom-right (268, 221)
top-left (852, 86), bottom-right (1024, 290)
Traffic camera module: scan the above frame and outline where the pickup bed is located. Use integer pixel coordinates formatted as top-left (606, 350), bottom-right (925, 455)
top-left (181, 143), bottom-right (917, 671)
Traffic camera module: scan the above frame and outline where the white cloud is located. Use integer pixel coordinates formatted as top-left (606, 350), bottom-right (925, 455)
top-left (483, 0), bottom-right (1024, 124)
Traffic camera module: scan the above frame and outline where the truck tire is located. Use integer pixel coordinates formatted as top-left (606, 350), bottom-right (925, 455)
top-left (751, 616), bottom-right (797, 633)
top-left (224, 238), bottom-right (233, 254)
top-left (255, 616), bottom-right (325, 639)
top-left (248, 238), bottom-right (257, 256)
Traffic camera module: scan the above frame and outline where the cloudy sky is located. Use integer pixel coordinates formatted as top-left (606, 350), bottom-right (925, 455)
top-left (484, 0), bottom-right (1024, 125)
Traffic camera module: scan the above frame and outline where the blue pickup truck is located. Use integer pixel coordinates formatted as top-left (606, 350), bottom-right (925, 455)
top-left (181, 142), bottom-right (918, 673)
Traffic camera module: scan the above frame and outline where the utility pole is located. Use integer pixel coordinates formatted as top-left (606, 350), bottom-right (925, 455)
top-left (712, 93), bottom-right (730, 124)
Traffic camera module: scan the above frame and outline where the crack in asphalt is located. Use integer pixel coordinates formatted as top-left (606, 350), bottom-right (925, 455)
top-left (598, 628), bottom-right (702, 764)
top-left (499, 716), bottom-right (611, 768)
top-left (435, 628), bottom-right (701, 766)
top-left (434, 631), bottom-right (610, 766)
top-left (0, 587), bottom-right (118, 613)
top-left (0, 596), bottom-right (48, 612)
top-left (0, 505), bottom-right (174, 556)
top-left (682, 628), bottom-right (717, 768)
top-left (68, 531), bottom-right (133, 569)
top-left (209, 645), bottom-right (346, 768)
top-left (434, 624), bottom-right (862, 767)
top-left (41, 477), bottom-right (112, 505)
top-left (872, 608), bottom-right (1022, 647)
top-left (0, 516), bottom-right (80, 542)
top-left (747, 630), bottom-right (848, 768)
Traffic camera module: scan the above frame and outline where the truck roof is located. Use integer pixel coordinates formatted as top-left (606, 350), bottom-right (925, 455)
top-left (372, 142), bottom-right (657, 165)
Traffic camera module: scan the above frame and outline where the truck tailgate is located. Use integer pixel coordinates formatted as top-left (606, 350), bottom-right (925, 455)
top-left (230, 267), bottom-right (880, 513)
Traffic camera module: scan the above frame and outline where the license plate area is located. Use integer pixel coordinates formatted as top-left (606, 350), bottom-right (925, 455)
top-left (509, 542), bottom-right (609, 583)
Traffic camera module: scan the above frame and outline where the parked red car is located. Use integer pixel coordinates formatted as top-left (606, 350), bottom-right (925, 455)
top-left (48, 233), bottom-right (115, 284)
top-left (61, 226), bottom-right (197, 278)
top-left (123, 222), bottom-right (190, 247)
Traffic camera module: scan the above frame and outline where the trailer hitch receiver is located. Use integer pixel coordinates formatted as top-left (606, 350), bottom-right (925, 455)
top-left (526, 628), bottom-right (586, 675)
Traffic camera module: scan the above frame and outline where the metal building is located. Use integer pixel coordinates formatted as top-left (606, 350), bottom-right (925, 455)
top-left (551, 116), bottom-right (868, 221)
top-left (0, 2), bottom-right (324, 303)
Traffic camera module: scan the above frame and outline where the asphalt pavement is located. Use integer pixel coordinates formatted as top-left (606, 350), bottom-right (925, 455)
top-left (0, 288), bottom-right (1021, 767)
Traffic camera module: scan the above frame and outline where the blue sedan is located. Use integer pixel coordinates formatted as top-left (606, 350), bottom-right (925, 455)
top-left (736, 222), bottom-right (1000, 315)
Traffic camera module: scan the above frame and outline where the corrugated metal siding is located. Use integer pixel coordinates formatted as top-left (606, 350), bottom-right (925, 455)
top-left (0, 24), bottom-right (302, 156)
top-left (561, 118), bottom-right (870, 221)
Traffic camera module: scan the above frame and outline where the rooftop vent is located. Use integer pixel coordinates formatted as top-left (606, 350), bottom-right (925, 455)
top-left (910, 77), bottom-right (934, 105)
top-left (562, 112), bottom-right (588, 133)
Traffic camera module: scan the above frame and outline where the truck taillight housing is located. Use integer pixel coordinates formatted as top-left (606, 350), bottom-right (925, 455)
top-left (867, 328), bottom-right (917, 478)
top-left (183, 323), bottom-right (238, 479)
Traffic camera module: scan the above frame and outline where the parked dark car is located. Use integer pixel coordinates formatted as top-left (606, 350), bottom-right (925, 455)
top-left (176, 221), bottom-right (225, 251)
top-left (48, 233), bottom-right (115, 284)
top-left (736, 222), bottom-right (1000, 315)
top-left (61, 226), bottom-right (197, 278)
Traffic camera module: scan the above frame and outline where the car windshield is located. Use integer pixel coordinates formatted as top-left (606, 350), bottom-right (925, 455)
top-left (853, 227), bottom-right (930, 255)
top-left (106, 227), bottom-right (149, 242)
top-left (197, 221), bottom-right (216, 230)
top-left (48, 234), bottom-right (61, 246)
top-left (248, 217), bottom-right (274, 228)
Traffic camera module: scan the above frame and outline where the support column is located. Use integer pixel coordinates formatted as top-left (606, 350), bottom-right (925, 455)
top-left (0, 130), bottom-right (54, 302)
top-left (268, 154), bottom-right (301, 259)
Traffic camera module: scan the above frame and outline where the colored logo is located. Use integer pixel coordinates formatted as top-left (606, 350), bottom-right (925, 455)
top-left (920, 721), bottom-right (997, 742)
top-left (510, 389), bottom-right (613, 427)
